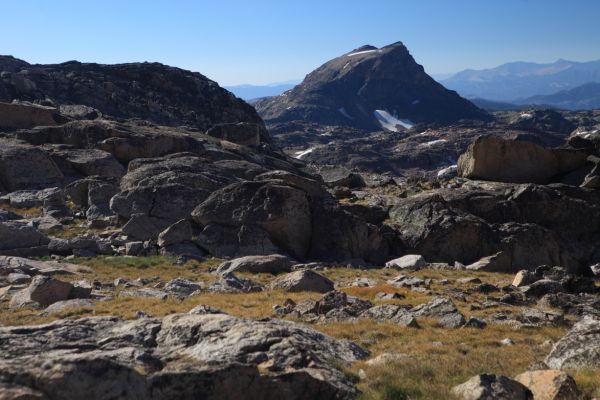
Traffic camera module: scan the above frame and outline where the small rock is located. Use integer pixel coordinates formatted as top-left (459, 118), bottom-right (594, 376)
top-left (385, 254), bottom-right (428, 270)
top-left (270, 270), bottom-right (334, 293)
top-left (501, 338), bottom-right (515, 346)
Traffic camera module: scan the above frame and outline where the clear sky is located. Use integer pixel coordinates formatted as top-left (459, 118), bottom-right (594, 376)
top-left (2, 0), bottom-right (599, 85)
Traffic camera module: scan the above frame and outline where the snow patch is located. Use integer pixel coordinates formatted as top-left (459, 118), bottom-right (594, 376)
top-left (420, 139), bottom-right (447, 148)
top-left (520, 112), bottom-right (533, 119)
top-left (294, 148), bottom-right (314, 159)
top-left (347, 49), bottom-right (378, 57)
top-left (338, 107), bottom-right (353, 119)
top-left (412, 100), bottom-right (420, 105)
top-left (373, 110), bottom-right (414, 132)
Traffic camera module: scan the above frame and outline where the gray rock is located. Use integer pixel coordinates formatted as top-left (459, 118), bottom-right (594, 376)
top-left (0, 310), bottom-right (368, 399)
top-left (118, 287), bottom-right (169, 300)
top-left (0, 138), bottom-right (64, 191)
top-left (7, 272), bottom-right (30, 284)
top-left (209, 272), bottom-right (264, 293)
top-left (410, 297), bottom-right (466, 328)
top-left (451, 374), bottom-right (533, 400)
top-left (458, 135), bottom-right (587, 184)
top-left (0, 221), bottom-right (50, 256)
top-left (384, 254), bottom-right (428, 270)
top-left (269, 270), bottom-right (334, 293)
top-left (163, 278), bottom-right (202, 298)
top-left (44, 298), bottom-right (95, 315)
top-left (0, 101), bottom-right (62, 130)
top-left (545, 316), bottom-right (600, 370)
top-left (9, 276), bottom-right (75, 308)
top-left (157, 219), bottom-right (192, 247)
top-left (216, 254), bottom-right (295, 275)
top-left (205, 122), bottom-right (268, 146)
top-left (359, 305), bottom-right (418, 327)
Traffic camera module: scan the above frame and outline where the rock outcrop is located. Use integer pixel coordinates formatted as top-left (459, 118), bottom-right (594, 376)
top-left (0, 310), bottom-right (368, 399)
top-left (0, 56), bottom-right (262, 131)
top-left (457, 136), bottom-right (587, 183)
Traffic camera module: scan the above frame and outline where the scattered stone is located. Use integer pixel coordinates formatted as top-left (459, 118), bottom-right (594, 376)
top-left (209, 272), bottom-right (264, 293)
top-left (375, 292), bottom-right (405, 300)
top-left (463, 317), bottom-right (487, 329)
top-left (269, 270), bottom-right (334, 293)
top-left (6, 272), bottom-right (30, 284)
top-left (163, 278), bottom-right (202, 298)
top-left (410, 297), bottom-right (466, 328)
top-left (512, 270), bottom-right (539, 287)
top-left (365, 352), bottom-right (410, 366)
top-left (501, 338), bottom-right (515, 346)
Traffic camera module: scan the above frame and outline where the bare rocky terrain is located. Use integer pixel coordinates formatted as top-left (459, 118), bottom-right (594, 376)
top-left (0, 54), bottom-right (599, 399)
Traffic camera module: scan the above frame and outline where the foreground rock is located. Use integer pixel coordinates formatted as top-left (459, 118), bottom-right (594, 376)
top-left (545, 316), bottom-right (600, 369)
top-left (9, 276), bottom-right (91, 309)
top-left (0, 309), bottom-right (368, 399)
top-left (457, 136), bottom-right (587, 184)
top-left (514, 370), bottom-right (579, 400)
top-left (452, 374), bottom-right (533, 400)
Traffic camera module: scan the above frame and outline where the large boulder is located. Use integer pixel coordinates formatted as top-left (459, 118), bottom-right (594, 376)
top-left (457, 136), bottom-right (587, 184)
top-left (545, 316), bottom-right (600, 369)
top-left (0, 139), bottom-right (64, 191)
top-left (452, 374), bottom-right (533, 400)
top-left (0, 221), bottom-right (50, 256)
top-left (216, 254), bottom-right (295, 275)
top-left (514, 370), bottom-right (579, 400)
top-left (192, 181), bottom-right (312, 260)
top-left (0, 101), bottom-right (64, 130)
top-left (0, 310), bottom-right (369, 399)
top-left (205, 122), bottom-right (270, 146)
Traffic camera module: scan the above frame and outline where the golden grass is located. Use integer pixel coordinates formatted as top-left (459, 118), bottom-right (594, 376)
top-left (0, 256), bottom-right (597, 398)
top-left (0, 204), bottom-right (43, 217)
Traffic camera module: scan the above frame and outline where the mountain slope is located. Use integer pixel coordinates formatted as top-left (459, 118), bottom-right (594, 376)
top-left (442, 59), bottom-right (600, 101)
top-left (0, 56), bottom-right (262, 131)
top-left (517, 82), bottom-right (600, 110)
top-left (255, 42), bottom-right (489, 131)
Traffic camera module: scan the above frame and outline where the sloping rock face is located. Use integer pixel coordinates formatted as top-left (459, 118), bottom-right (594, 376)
top-left (192, 179), bottom-right (397, 262)
top-left (389, 180), bottom-right (600, 271)
top-left (545, 316), bottom-right (600, 370)
top-left (458, 136), bottom-right (587, 183)
top-left (0, 56), bottom-right (261, 131)
top-left (0, 101), bottom-right (64, 130)
top-left (255, 42), bottom-right (489, 130)
top-left (0, 310), bottom-right (368, 400)
top-left (0, 138), bottom-right (64, 191)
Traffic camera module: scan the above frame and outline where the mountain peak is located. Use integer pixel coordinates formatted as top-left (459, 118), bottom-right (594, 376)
top-left (255, 42), bottom-right (489, 129)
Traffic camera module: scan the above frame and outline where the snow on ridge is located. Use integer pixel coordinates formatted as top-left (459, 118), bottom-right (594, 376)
top-left (294, 148), bottom-right (315, 159)
top-left (338, 107), bottom-right (353, 119)
top-left (373, 110), bottom-right (414, 132)
top-left (412, 100), bottom-right (420, 105)
top-left (347, 49), bottom-right (378, 57)
top-left (520, 112), bottom-right (533, 119)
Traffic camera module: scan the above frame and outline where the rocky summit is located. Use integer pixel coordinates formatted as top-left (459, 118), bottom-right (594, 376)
top-left (255, 42), bottom-right (489, 131)
top-left (0, 42), bottom-right (600, 400)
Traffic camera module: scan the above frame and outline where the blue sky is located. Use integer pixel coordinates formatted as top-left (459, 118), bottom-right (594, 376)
top-left (2, 0), bottom-right (599, 85)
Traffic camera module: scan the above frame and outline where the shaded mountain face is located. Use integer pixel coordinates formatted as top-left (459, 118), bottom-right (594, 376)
top-left (255, 42), bottom-right (489, 131)
top-left (442, 59), bottom-right (600, 101)
top-left (0, 56), bottom-right (262, 131)
top-left (518, 82), bottom-right (600, 110)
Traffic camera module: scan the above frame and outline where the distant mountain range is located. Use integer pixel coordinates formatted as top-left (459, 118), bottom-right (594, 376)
top-left (255, 42), bottom-right (489, 131)
top-left (516, 82), bottom-right (600, 110)
top-left (442, 59), bottom-right (600, 102)
top-left (224, 81), bottom-right (299, 100)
